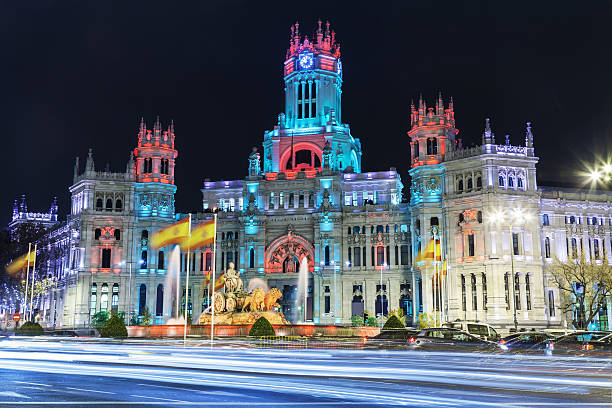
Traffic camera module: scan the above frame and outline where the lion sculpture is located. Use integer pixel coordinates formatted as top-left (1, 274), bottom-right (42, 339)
top-left (241, 287), bottom-right (265, 312)
top-left (264, 288), bottom-right (282, 311)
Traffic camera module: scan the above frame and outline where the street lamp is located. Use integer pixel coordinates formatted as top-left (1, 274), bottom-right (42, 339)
top-left (489, 207), bottom-right (533, 332)
top-left (584, 161), bottom-right (612, 187)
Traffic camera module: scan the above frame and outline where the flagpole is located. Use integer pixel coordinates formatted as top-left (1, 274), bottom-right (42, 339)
top-left (24, 243), bottom-right (31, 317)
top-left (210, 213), bottom-right (218, 349)
top-left (183, 214), bottom-right (192, 346)
top-left (29, 244), bottom-right (37, 322)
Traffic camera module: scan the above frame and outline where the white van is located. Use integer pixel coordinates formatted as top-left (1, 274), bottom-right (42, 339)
top-left (443, 321), bottom-right (500, 341)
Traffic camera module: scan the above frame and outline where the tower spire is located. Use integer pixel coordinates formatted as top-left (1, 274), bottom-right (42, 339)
top-left (482, 118), bottom-right (493, 144)
top-left (525, 121), bottom-right (534, 148)
top-left (12, 199), bottom-right (18, 219)
top-left (86, 148), bottom-right (95, 173)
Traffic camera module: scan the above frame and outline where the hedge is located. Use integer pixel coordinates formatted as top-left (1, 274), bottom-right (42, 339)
top-left (249, 317), bottom-right (275, 337)
top-left (99, 314), bottom-right (128, 339)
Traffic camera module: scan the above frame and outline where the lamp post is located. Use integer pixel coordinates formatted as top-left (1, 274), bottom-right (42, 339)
top-left (377, 259), bottom-right (388, 323)
top-left (490, 207), bottom-right (532, 332)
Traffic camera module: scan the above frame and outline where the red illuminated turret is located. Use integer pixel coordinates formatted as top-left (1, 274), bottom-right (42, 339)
top-left (133, 117), bottom-right (177, 184)
top-left (284, 21), bottom-right (341, 77)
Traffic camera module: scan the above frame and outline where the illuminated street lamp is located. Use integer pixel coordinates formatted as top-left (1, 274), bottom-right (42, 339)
top-left (585, 161), bottom-right (612, 187)
top-left (489, 207), bottom-right (533, 331)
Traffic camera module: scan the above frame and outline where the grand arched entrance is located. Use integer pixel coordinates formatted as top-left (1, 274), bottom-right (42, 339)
top-left (265, 231), bottom-right (315, 321)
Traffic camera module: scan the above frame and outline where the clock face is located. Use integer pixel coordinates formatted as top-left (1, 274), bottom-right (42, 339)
top-left (337, 59), bottom-right (342, 77)
top-left (298, 53), bottom-right (314, 70)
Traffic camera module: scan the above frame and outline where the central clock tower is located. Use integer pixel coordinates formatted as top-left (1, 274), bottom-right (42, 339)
top-left (283, 20), bottom-right (343, 129)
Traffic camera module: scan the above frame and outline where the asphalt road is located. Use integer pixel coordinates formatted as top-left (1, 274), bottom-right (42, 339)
top-left (0, 337), bottom-right (610, 407)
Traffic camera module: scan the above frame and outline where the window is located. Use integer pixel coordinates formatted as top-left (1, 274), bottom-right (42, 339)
top-left (430, 217), bottom-right (439, 226)
top-left (394, 246), bottom-right (399, 265)
top-left (90, 283), bottom-right (97, 315)
top-left (482, 273), bottom-right (488, 311)
top-left (413, 142), bottom-right (420, 159)
top-left (548, 290), bottom-right (555, 317)
top-left (504, 273), bottom-right (510, 310)
top-left (467, 178), bottom-right (473, 190)
top-left (376, 246), bottom-right (384, 266)
top-left (353, 247), bottom-right (361, 267)
top-left (279, 192), bottom-right (284, 207)
top-left (508, 177), bottom-right (514, 188)
top-left (512, 233), bottom-right (520, 255)
top-left (458, 180), bottom-right (464, 192)
top-left (205, 252), bottom-right (212, 271)
top-left (498, 176), bottom-right (504, 187)
top-left (471, 274), bottom-right (477, 310)
top-left (111, 283), bottom-right (119, 313)
top-left (363, 247), bottom-right (367, 266)
top-left (138, 284), bottom-right (147, 316)
top-left (514, 273), bottom-right (521, 310)
top-left (542, 214), bottom-right (549, 226)
top-left (592, 216), bottom-right (597, 225)
top-left (105, 198), bottom-right (113, 211)
top-left (96, 198), bottom-right (103, 211)
top-left (158, 251), bottom-right (165, 269)
top-left (571, 238), bottom-right (577, 257)
top-left (461, 275), bottom-right (466, 311)
top-left (114, 229), bottom-right (120, 240)
top-left (156, 284), bottom-right (164, 316)
top-left (468, 234), bottom-right (475, 257)
top-left (348, 246), bottom-right (352, 265)
top-left (376, 225), bottom-right (384, 234)
top-left (400, 245), bottom-right (409, 265)
top-left (517, 178), bottom-right (523, 188)
top-left (525, 274), bottom-right (531, 310)
top-left (95, 228), bottom-right (101, 240)
top-left (353, 226), bottom-right (360, 235)
top-left (569, 216), bottom-right (575, 224)
top-left (545, 237), bottom-right (551, 258)
top-left (344, 194), bottom-right (351, 206)
top-left (141, 250), bottom-right (147, 267)
top-left (324, 246), bottom-right (330, 266)
top-left (115, 199), bottom-right (122, 212)
top-left (269, 192), bottom-right (275, 208)
top-left (476, 177), bottom-right (482, 189)
top-left (249, 248), bottom-right (255, 268)
top-left (458, 212), bottom-right (464, 223)
top-left (100, 283), bottom-right (109, 311)
top-left (371, 246), bottom-right (375, 266)
top-left (427, 138), bottom-right (437, 155)
top-left (352, 192), bottom-right (358, 206)
top-left (141, 230), bottom-right (149, 242)
top-left (594, 239), bottom-right (600, 260)
top-left (102, 248), bottom-right (111, 268)
top-left (477, 211), bottom-right (482, 223)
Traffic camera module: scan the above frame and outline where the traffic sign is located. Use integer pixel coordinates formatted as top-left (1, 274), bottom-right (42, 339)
top-left (12, 313), bottom-right (20, 323)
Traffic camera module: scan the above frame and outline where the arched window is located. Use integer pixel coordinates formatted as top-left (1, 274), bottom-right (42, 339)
top-left (504, 273), bottom-right (510, 310)
top-left (141, 250), bottom-right (147, 267)
top-left (376, 246), bottom-right (385, 266)
top-left (376, 225), bottom-right (384, 234)
top-left (114, 229), bottom-right (120, 240)
top-left (385, 225), bottom-right (390, 233)
top-left (525, 275), bottom-right (531, 310)
top-left (571, 238), bottom-right (577, 257)
top-left (96, 198), bottom-right (103, 211)
top-left (413, 142), bottom-right (420, 159)
top-left (141, 230), bottom-right (148, 244)
top-left (115, 199), bottom-right (122, 212)
top-left (324, 246), bottom-right (330, 266)
top-left (347, 227), bottom-right (352, 235)
top-left (498, 176), bottom-right (504, 187)
top-left (458, 213), bottom-right (464, 223)
top-left (482, 273), bottom-right (488, 311)
top-left (543, 214), bottom-right (550, 226)
top-left (156, 284), bottom-right (164, 316)
top-left (138, 284), bottom-right (147, 316)
top-left (517, 178), bottom-right (524, 188)
top-left (353, 226), bottom-right (360, 234)
top-left (249, 248), bottom-right (255, 269)
top-left (461, 275), bottom-right (466, 311)
top-left (458, 180), bottom-right (464, 192)
top-left (427, 138), bottom-right (435, 155)
top-left (594, 239), bottom-right (600, 260)
top-left (471, 274), bottom-right (477, 310)
top-left (100, 283), bottom-right (109, 311)
top-left (205, 252), bottom-right (212, 271)
top-left (514, 273), bottom-right (521, 310)
top-left (111, 283), bottom-right (119, 313)
top-left (476, 177), bottom-right (482, 189)
top-left (430, 217), bottom-right (439, 226)
top-left (158, 250), bottom-right (164, 269)
top-left (569, 216), bottom-right (575, 224)
top-left (353, 247), bottom-right (361, 267)
top-left (90, 283), bottom-right (97, 315)
top-left (544, 237), bottom-right (551, 258)
top-left (105, 198), bottom-right (113, 211)
top-left (592, 216), bottom-right (597, 225)
top-left (477, 211), bottom-right (482, 223)
top-left (508, 177), bottom-right (514, 187)
top-left (101, 248), bottom-right (111, 268)
top-left (467, 178), bottom-right (473, 190)
top-left (95, 228), bottom-right (102, 240)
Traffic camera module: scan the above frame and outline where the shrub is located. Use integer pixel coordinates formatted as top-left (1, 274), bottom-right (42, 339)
top-left (249, 317), bottom-right (275, 337)
top-left (366, 317), bottom-right (378, 327)
top-left (140, 308), bottom-right (152, 326)
top-left (91, 311), bottom-right (110, 329)
top-left (351, 315), bottom-right (364, 327)
top-left (100, 314), bottom-right (128, 339)
top-left (382, 314), bottom-right (405, 330)
top-left (16, 321), bottom-right (44, 336)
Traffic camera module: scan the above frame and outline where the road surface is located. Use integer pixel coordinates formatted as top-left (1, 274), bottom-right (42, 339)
top-left (0, 337), bottom-right (610, 407)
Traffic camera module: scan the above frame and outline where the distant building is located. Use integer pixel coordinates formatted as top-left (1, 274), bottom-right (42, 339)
top-left (11, 22), bottom-right (611, 330)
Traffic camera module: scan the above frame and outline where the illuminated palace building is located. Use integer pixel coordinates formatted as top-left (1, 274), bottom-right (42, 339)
top-left (12, 22), bottom-right (612, 330)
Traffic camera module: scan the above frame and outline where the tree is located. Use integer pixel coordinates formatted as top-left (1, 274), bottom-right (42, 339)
top-left (249, 317), bottom-right (275, 336)
top-left (382, 314), bottom-right (405, 330)
top-left (100, 314), bottom-right (128, 339)
top-left (550, 252), bottom-right (612, 330)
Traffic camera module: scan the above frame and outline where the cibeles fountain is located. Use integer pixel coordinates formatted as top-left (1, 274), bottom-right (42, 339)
top-left (199, 262), bottom-right (291, 325)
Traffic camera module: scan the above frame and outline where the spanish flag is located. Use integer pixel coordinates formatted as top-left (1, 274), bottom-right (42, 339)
top-left (416, 239), bottom-right (441, 262)
top-left (150, 216), bottom-right (190, 249)
top-left (6, 251), bottom-right (36, 275)
top-left (182, 220), bottom-right (215, 249)
top-left (214, 272), bottom-right (225, 291)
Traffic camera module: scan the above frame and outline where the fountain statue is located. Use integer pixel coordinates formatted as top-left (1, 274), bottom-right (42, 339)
top-left (198, 262), bottom-right (290, 325)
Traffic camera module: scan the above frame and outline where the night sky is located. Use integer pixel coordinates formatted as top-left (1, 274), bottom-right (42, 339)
top-left (2, 1), bottom-right (611, 226)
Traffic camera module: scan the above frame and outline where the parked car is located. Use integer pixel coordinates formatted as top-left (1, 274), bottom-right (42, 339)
top-left (543, 331), bottom-right (612, 355)
top-left (499, 332), bottom-right (554, 351)
top-left (408, 328), bottom-right (502, 352)
top-left (364, 329), bottom-right (420, 348)
top-left (443, 321), bottom-right (500, 341)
